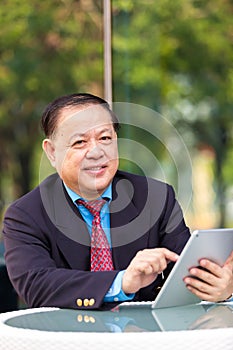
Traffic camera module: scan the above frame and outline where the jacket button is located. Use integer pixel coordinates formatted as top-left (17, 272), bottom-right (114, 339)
top-left (84, 299), bottom-right (89, 307)
top-left (89, 298), bottom-right (95, 306)
top-left (76, 298), bottom-right (83, 307)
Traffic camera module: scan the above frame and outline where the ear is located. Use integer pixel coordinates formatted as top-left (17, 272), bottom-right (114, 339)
top-left (42, 139), bottom-right (56, 167)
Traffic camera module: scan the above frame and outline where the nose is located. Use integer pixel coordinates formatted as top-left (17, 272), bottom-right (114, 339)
top-left (86, 141), bottom-right (104, 159)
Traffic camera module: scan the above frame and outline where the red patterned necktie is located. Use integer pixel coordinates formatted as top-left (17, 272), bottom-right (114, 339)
top-left (77, 199), bottom-right (114, 271)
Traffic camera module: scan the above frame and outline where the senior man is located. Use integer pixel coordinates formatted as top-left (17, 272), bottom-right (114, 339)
top-left (3, 93), bottom-right (233, 309)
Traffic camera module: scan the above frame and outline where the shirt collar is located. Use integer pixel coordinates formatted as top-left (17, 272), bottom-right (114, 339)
top-left (63, 182), bottom-right (112, 203)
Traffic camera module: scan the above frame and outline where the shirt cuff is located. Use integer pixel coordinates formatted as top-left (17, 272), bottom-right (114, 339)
top-left (104, 270), bottom-right (135, 302)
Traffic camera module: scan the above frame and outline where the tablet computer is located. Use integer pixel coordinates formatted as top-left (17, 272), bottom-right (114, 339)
top-left (152, 228), bottom-right (233, 309)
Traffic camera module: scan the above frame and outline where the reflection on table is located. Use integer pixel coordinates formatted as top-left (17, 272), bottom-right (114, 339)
top-left (4, 303), bottom-right (233, 333)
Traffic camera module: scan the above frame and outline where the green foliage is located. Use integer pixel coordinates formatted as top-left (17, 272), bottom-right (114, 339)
top-left (0, 0), bottom-right (232, 227)
top-left (112, 0), bottom-right (233, 226)
top-left (0, 0), bottom-right (104, 203)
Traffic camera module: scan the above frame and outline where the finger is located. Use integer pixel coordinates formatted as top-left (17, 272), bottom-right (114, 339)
top-left (137, 260), bottom-right (165, 275)
top-left (224, 251), bottom-right (233, 268)
top-left (137, 247), bottom-right (179, 261)
top-left (130, 258), bottom-right (158, 275)
top-left (186, 282), bottom-right (226, 302)
top-left (146, 253), bottom-right (172, 273)
top-left (184, 274), bottom-right (220, 298)
top-left (159, 248), bottom-right (179, 262)
top-left (226, 250), bottom-right (233, 260)
top-left (188, 267), bottom-right (217, 286)
top-left (184, 273), bottom-right (231, 302)
top-left (199, 257), bottom-right (233, 281)
top-left (137, 262), bottom-right (154, 274)
top-left (135, 248), bottom-right (177, 267)
top-left (185, 283), bottom-right (214, 301)
top-left (198, 259), bottom-right (223, 278)
top-left (131, 248), bottom-right (179, 277)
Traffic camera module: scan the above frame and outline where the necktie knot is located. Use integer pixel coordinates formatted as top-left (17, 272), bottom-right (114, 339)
top-left (77, 199), bottom-right (106, 217)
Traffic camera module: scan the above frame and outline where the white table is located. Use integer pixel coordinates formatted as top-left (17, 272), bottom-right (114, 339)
top-left (0, 303), bottom-right (233, 350)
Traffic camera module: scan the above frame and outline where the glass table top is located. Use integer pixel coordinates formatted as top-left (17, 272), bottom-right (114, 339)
top-left (4, 303), bottom-right (233, 333)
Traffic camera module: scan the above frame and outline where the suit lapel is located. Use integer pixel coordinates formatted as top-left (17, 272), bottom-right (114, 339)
top-left (40, 174), bottom-right (91, 268)
top-left (110, 175), bottom-right (139, 228)
top-left (110, 174), bottom-right (150, 270)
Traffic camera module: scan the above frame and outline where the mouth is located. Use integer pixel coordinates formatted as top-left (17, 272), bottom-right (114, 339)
top-left (84, 164), bottom-right (107, 171)
top-left (83, 164), bottom-right (108, 175)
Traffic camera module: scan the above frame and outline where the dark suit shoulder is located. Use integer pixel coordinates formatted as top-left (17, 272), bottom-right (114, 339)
top-left (112, 170), bottom-right (174, 224)
top-left (114, 170), bottom-right (170, 203)
top-left (5, 173), bottom-right (60, 216)
top-left (115, 169), bottom-right (169, 189)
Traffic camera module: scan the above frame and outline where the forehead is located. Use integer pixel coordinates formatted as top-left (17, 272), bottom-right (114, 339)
top-left (56, 104), bottom-right (113, 136)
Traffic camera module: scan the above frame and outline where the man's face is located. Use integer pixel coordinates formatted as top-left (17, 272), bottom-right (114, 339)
top-left (43, 104), bottom-right (119, 199)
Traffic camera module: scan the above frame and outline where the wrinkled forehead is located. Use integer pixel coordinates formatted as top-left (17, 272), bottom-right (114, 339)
top-left (54, 104), bottom-right (114, 137)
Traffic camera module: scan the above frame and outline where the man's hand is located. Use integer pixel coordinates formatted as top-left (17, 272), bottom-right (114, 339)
top-left (184, 251), bottom-right (233, 302)
top-left (122, 248), bottom-right (179, 294)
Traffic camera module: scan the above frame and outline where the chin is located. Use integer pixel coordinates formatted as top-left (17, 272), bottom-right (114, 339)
top-left (93, 180), bottom-right (111, 194)
top-left (94, 183), bottom-right (109, 194)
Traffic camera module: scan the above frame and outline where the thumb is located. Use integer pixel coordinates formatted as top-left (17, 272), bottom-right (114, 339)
top-left (224, 251), bottom-right (233, 269)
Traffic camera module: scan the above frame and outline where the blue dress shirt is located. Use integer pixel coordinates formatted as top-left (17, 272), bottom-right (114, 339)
top-left (63, 183), bottom-right (134, 302)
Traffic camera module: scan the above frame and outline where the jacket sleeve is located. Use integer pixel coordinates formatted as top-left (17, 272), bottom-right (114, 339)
top-left (3, 203), bottom-right (119, 310)
top-left (158, 184), bottom-right (191, 254)
top-left (134, 183), bottom-right (191, 302)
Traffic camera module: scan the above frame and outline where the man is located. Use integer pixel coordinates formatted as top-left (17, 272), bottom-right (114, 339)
top-left (3, 93), bottom-right (233, 310)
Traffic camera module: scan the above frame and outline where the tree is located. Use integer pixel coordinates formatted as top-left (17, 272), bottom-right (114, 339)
top-left (0, 0), bottom-right (104, 207)
top-left (111, 0), bottom-right (233, 227)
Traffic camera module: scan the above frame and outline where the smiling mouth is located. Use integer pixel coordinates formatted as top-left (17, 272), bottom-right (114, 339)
top-left (84, 165), bottom-right (107, 171)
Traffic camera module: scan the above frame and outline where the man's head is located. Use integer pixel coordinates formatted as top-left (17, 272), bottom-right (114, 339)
top-left (42, 93), bottom-right (120, 200)
top-left (41, 93), bottom-right (120, 138)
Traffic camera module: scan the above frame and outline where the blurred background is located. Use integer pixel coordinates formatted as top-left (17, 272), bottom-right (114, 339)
top-left (0, 0), bottom-right (233, 236)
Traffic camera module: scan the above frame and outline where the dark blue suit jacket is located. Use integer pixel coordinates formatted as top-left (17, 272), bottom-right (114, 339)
top-left (3, 170), bottom-right (190, 309)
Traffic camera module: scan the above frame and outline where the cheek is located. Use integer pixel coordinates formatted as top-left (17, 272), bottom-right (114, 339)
top-left (108, 146), bottom-right (119, 167)
top-left (53, 149), bottom-right (66, 172)
top-left (108, 143), bottom-right (118, 159)
top-left (58, 150), bottom-right (82, 172)
top-left (108, 157), bottom-right (119, 176)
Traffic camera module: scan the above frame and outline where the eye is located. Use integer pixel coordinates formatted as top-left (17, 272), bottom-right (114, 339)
top-left (72, 139), bottom-right (86, 148)
top-left (100, 135), bottom-right (112, 144)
